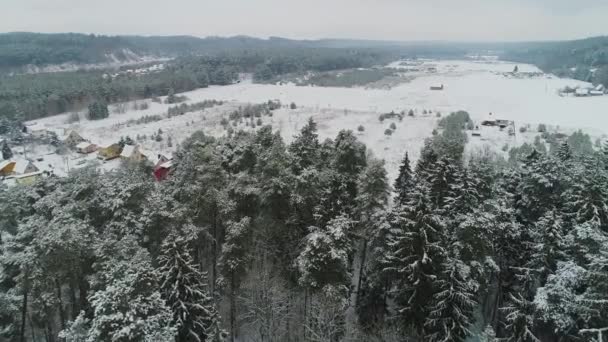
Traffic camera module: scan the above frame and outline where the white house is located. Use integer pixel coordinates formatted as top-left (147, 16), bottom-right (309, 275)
top-left (75, 142), bottom-right (98, 154)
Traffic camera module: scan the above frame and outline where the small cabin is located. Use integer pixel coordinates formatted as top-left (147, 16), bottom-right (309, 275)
top-left (430, 84), bottom-right (444, 91)
top-left (153, 160), bottom-right (173, 181)
top-left (76, 142), bottom-right (98, 154)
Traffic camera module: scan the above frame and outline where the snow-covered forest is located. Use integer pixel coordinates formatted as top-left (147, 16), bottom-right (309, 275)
top-left (1, 111), bottom-right (607, 341)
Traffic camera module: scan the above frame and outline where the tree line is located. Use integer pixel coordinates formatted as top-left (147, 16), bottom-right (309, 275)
top-left (1, 113), bottom-right (607, 341)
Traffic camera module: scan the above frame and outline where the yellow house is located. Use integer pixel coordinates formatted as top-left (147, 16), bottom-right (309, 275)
top-left (0, 160), bottom-right (16, 176)
top-left (97, 144), bottom-right (122, 161)
top-left (14, 171), bottom-right (44, 185)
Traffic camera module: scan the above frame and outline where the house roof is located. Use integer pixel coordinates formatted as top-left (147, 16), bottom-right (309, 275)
top-left (14, 171), bottom-right (44, 179)
top-left (576, 88), bottom-right (590, 95)
top-left (120, 145), bottom-right (137, 158)
top-left (158, 160), bottom-right (173, 169)
top-left (0, 160), bottom-right (14, 171)
top-left (13, 160), bottom-right (36, 174)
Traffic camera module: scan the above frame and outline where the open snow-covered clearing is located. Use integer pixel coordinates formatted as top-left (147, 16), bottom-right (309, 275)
top-left (23, 59), bottom-right (608, 181)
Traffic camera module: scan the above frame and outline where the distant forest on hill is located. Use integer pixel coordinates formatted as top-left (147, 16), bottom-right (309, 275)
top-left (501, 36), bottom-right (608, 86)
top-left (0, 32), bottom-right (470, 72)
top-left (2, 32), bottom-right (608, 124)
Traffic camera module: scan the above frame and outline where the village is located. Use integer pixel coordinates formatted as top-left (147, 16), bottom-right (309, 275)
top-left (0, 127), bottom-right (173, 187)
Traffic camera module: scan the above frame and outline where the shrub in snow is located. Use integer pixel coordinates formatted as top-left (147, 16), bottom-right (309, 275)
top-left (408, 109), bottom-right (415, 117)
top-left (537, 123), bottom-right (547, 133)
top-left (384, 129), bottom-right (393, 136)
top-left (390, 122), bottom-right (397, 130)
top-left (519, 126), bottom-right (527, 133)
top-left (290, 102), bottom-right (297, 109)
top-left (256, 118), bottom-right (263, 126)
top-left (220, 117), bottom-right (229, 126)
top-left (436, 112), bottom-right (441, 117)
top-left (357, 125), bottom-right (365, 132)
top-left (379, 114), bottom-right (386, 122)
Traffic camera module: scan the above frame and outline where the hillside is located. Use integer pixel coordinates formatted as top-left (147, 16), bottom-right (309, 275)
top-left (501, 36), bottom-right (608, 86)
top-left (0, 32), bottom-right (479, 73)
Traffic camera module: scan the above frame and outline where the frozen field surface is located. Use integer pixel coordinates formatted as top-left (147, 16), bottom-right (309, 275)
top-left (24, 59), bottom-right (608, 181)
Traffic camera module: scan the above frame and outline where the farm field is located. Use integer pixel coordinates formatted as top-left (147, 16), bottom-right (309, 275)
top-left (20, 58), bottom-right (607, 181)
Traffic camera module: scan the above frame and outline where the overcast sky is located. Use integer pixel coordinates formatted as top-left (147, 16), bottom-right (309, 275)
top-left (2, 0), bottom-right (608, 41)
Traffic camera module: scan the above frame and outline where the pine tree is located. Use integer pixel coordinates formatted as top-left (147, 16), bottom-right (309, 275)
top-left (528, 210), bottom-right (567, 282)
top-left (289, 117), bottom-right (320, 172)
top-left (415, 139), bottom-right (439, 182)
top-left (394, 151), bottom-right (414, 205)
top-left (563, 159), bottom-right (608, 232)
top-left (384, 184), bottom-right (447, 336)
top-left (427, 156), bottom-right (459, 210)
top-left (556, 141), bottom-right (572, 161)
top-left (446, 168), bottom-right (480, 219)
top-left (220, 217), bottom-right (251, 342)
top-left (158, 233), bottom-right (224, 342)
top-left (296, 215), bottom-right (353, 291)
top-left (354, 158), bottom-right (389, 309)
top-left (72, 239), bottom-right (175, 342)
top-left (425, 258), bottom-right (477, 342)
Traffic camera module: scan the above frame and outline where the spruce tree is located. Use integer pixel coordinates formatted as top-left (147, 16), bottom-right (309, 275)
top-left (289, 117), bottom-right (320, 172)
top-left (158, 233), bottom-right (224, 342)
top-left (501, 293), bottom-right (540, 342)
top-left (556, 141), bottom-right (572, 161)
top-left (394, 151), bottom-right (414, 205)
top-left (528, 210), bottom-right (567, 282)
top-left (425, 258), bottom-right (477, 342)
top-left (384, 184), bottom-right (446, 336)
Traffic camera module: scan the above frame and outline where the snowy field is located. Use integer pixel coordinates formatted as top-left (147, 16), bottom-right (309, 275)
top-left (22, 59), bottom-right (608, 182)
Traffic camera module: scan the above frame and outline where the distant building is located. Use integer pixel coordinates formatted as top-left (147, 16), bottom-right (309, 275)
top-left (575, 88), bottom-right (590, 97)
top-left (481, 112), bottom-right (496, 126)
top-left (97, 144), bottom-right (122, 161)
top-left (153, 160), bottom-right (173, 181)
top-left (430, 84), bottom-right (444, 91)
top-left (75, 142), bottom-right (98, 154)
